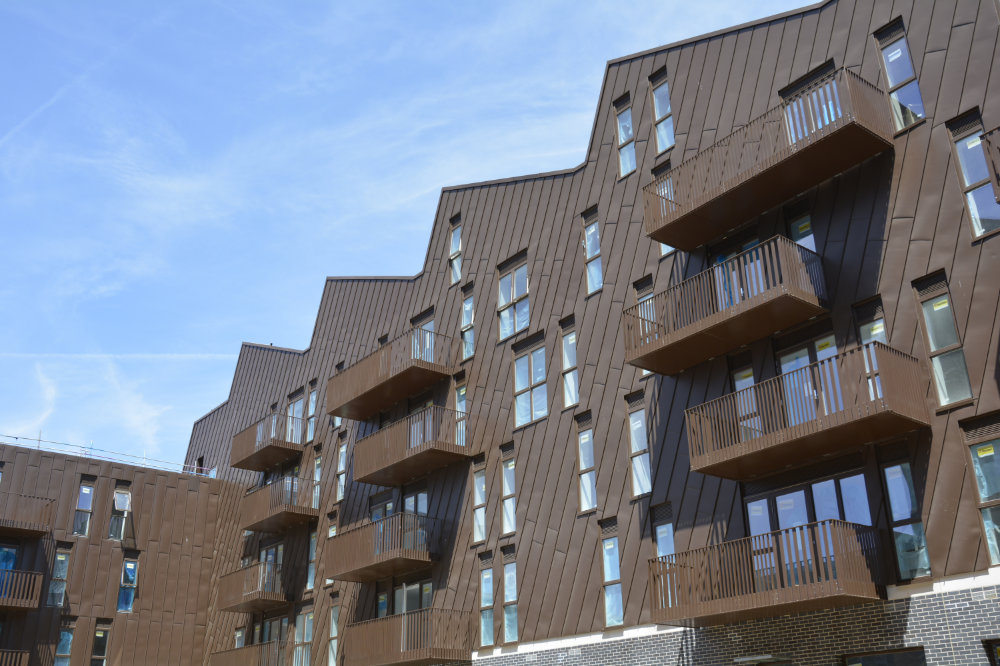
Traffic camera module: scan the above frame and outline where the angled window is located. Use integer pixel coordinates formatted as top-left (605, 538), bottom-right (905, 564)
top-left (503, 562), bottom-right (517, 643)
top-left (582, 219), bottom-right (603, 294)
top-left (513, 346), bottom-right (547, 427)
top-left (635, 282), bottom-right (655, 377)
top-left (306, 387), bottom-right (318, 442)
top-left (335, 444), bottom-right (347, 502)
top-left (628, 408), bottom-right (652, 496)
top-left (287, 395), bottom-right (304, 445)
top-left (109, 485), bottom-right (131, 541)
top-left (47, 549), bottom-right (70, 606)
top-left (479, 567), bottom-right (494, 647)
top-left (950, 118), bottom-right (1000, 238)
top-left (601, 537), bottom-right (623, 626)
top-left (501, 458), bottom-right (516, 535)
top-left (55, 625), bottom-right (73, 666)
top-left (312, 456), bottom-right (322, 509)
top-left (117, 557), bottom-right (139, 612)
top-left (616, 102), bottom-right (636, 177)
top-left (293, 608), bottom-right (313, 666)
top-left (915, 276), bottom-right (972, 406)
top-left (967, 435), bottom-right (1000, 564)
top-left (73, 481), bottom-right (94, 536)
top-left (578, 428), bottom-right (597, 512)
top-left (461, 295), bottom-right (475, 360)
top-left (651, 78), bottom-right (675, 153)
top-left (449, 222), bottom-right (462, 284)
top-left (306, 529), bottom-right (317, 591)
top-left (883, 462), bottom-right (931, 579)
top-left (877, 26), bottom-right (925, 130)
top-left (472, 468), bottom-right (486, 542)
top-left (561, 330), bottom-right (579, 408)
top-left (654, 521), bottom-right (674, 558)
top-left (328, 606), bottom-right (340, 665)
top-left (498, 263), bottom-right (529, 339)
top-left (91, 626), bottom-right (110, 666)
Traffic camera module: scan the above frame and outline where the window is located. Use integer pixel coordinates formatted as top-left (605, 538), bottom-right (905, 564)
top-left (636, 288), bottom-right (655, 377)
top-left (55, 626), bottom-right (73, 666)
top-left (651, 79), bottom-right (675, 153)
top-left (117, 557), bottom-right (139, 612)
top-left (878, 33), bottom-right (925, 130)
top-left (306, 388), bottom-right (318, 442)
top-left (73, 481), bottom-right (94, 536)
top-left (473, 469), bottom-right (486, 542)
top-left (498, 263), bottom-right (529, 339)
top-left (916, 285), bottom-right (972, 406)
top-left (392, 579), bottom-right (432, 614)
top-left (312, 456), bottom-right (322, 509)
top-left (335, 444), bottom-right (347, 502)
top-left (616, 105), bottom-right (636, 176)
top-left (883, 462), bottom-right (931, 579)
top-left (461, 295), bottom-right (475, 360)
top-left (91, 627), bottom-right (109, 666)
top-left (952, 126), bottom-right (1000, 238)
top-left (514, 346), bottom-right (547, 427)
top-left (449, 224), bottom-right (462, 284)
top-left (845, 647), bottom-right (927, 665)
top-left (745, 472), bottom-right (872, 539)
top-left (287, 395), bottom-right (304, 445)
top-left (502, 562), bottom-right (517, 643)
top-left (659, 242), bottom-right (673, 256)
top-left (968, 438), bottom-right (1000, 564)
top-left (455, 386), bottom-right (468, 447)
top-left (480, 567), bottom-right (494, 647)
top-left (48, 549), bottom-right (70, 606)
top-left (109, 486), bottom-right (131, 541)
top-left (654, 522), bottom-right (675, 558)
top-left (582, 220), bottom-right (603, 294)
top-left (561, 331), bottom-right (579, 407)
top-left (578, 429), bottom-right (597, 512)
top-left (601, 537), bottom-right (623, 626)
top-left (234, 627), bottom-right (245, 648)
top-left (986, 640), bottom-right (1000, 666)
top-left (501, 458), bottom-right (516, 534)
top-left (293, 608), bottom-right (313, 666)
top-left (328, 606), bottom-right (339, 666)
top-left (306, 529), bottom-right (317, 591)
top-left (628, 409), bottom-right (652, 496)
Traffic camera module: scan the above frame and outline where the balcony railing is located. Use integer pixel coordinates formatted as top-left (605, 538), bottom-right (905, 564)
top-left (326, 513), bottom-right (437, 583)
top-left (643, 68), bottom-right (894, 250)
top-left (209, 642), bottom-right (286, 666)
top-left (326, 327), bottom-right (456, 421)
top-left (240, 475), bottom-right (319, 533)
top-left (650, 520), bottom-right (883, 626)
top-left (984, 127), bottom-right (1000, 203)
top-left (344, 609), bottom-right (473, 666)
top-left (0, 570), bottom-right (43, 611)
top-left (355, 406), bottom-right (474, 486)
top-left (0, 651), bottom-right (28, 666)
top-left (0, 493), bottom-right (53, 538)
top-left (217, 562), bottom-right (286, 614)
top-left (623, 236), bottom-right (827, 375)
top-left (686, 342), bottom-right (929, 480)
top-left (231, 414), bottom-right (307, 472)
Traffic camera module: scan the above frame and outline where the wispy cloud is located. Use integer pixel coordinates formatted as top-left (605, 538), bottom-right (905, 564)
top-left (0, 353), bottom-right (236, 360)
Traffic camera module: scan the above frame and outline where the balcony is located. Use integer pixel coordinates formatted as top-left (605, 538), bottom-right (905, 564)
top-left (686, 343), bottom-right (929, 480)
top-left (0, 651), bottom-right (28, 666)
top-left (0, 570), bottom-right (42, 611)
top-left (217, 562), bottom-right (286, 614)
top-left (239, 476), bottom-right (319, 533)
top-left (355, 407), bottom-right (474, 487)
top-left (623, 236), bottom-right (827, 375)
top-left (643, 68), bottom-right (894, 251)
top-left (326, 513), bottom-right (437, 583)
top-left (209, 642), bottom-right (285, 666)
top-left (344, 609), bottom-right (473, 666)
top-left (984, 127), bottom-right (1000, 203)
top-left (649, 520), bottom-right (883, 627)
top-left (0, 493), bottom-right (53, 538)
top-left (327, 328), bottom-right (455, 422)
top-left (231, 414), bottom-right (307, 472)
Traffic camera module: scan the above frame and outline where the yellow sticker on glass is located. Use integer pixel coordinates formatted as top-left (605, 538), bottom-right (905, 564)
top-left (978, 444), bottom-right (995, 458)
top-left (933, 298), bottom-right (949, 311)
top-left (798, 220), bottom-right (811, 234)
top-left (871, 322), bottom-right (885, 334)
top-left (817, 340), bottom-right (832, 351)
top-left (967, 136), bottom-right (981, 149)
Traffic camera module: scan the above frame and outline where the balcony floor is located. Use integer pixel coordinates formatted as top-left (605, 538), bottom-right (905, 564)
top-left (328, 550), bottom-right (433, 583)
top-left (242, 506), bottom-right (319, 533)
top-left (330, 364), bottom-right (452, 422)
top-left (231, 439), bottom-right (303, 473)
top-left (356, 444), bottom-right (472, 487)
top-left (218, 594), bottom-right (287, 614)
top-left (0, 520), bottom-right (48, 539)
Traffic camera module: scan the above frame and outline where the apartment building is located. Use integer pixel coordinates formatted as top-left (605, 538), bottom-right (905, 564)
top-left (3, 0), bottom-right (1000, 664)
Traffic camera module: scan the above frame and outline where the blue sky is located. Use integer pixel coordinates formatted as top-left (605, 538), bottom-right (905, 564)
top-left (0, 1), bottom-right (806, 466)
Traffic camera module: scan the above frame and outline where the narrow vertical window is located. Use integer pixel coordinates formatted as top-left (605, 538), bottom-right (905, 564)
top-left (461, 295), bottom-right (475, 360)
top-left (312, 456), bottom-right (322, 509)
top-left (306, 529), bottom-right (317, 591)
top-left (602, 537), bottom-right (623, 626)
top-left (47, 549), bottom-right (70, 606)
top-left (55, 625), bottom-right (73, 666)
top-left (498, 263), bottom-right (529, 339)
top-left (561, 331), bottom-right (579, 407)
top-left (636, 286), bottom-right (655, 377)
top-left (628, 409), bottom-right (652, 496)
top-left (306, 388), bottom-right (318, 442)
top-left (513, 346), bottom-right (547, 427)
top-left (968, 438), bottom-right (1000, 564)
top-left (578, 429), bottom-right (597, 512)
top-left (654, 522), bottom-right (675, 558)
top-left (916, 283), bottom-right (972, 406)
top-left (616, 105), bottom-right (636, 176)
top-left (501, 458), bottom-right (516, 535)
top-left (328, 606), bottom-right (339, 665)
top-left (335, 444), bottom-right (347, 502)
top-left (449, 224), bottom-right (462, 284)
top-left (883, 462), bottom-right (931, 579)
top-left (455, 386), bottom-right (467, 447)
top-left (293, 609), bottom-right (313, 666)
top-left (117, 557), bottom-right (139, 612)
top-left (473, 469), bottom-right (486, 542)
top-left (951, 123), bottom-right (1000, 238)
top-left (878, 30), bottom-right (925, 130)
top-left (234, 627), bottom-right (245, 648)
top-left (503, 562), bottom-right (517, 643)
top-left (651, 79), bottom-right (675, 153)
top-left (109, 485), bottom-right (131, 541)
top-left (91, 626), bottom-right (109, 666)
top-left (287, 395), bottom-right (304, 445)
top-left (582, 220), bottom-right (603, 294)
top-left (480, 568), bottom-right (494, 647)
top-left (73, 481), bottom-right (94, 536)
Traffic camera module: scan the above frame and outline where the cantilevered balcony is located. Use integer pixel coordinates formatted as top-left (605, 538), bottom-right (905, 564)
top-left (0, 493), bottom-right (53, 538)
top-left (327, 328), bottom-right (455, 422)
top-left (355, 406), bottom-right (474, 487)
top-left (686, 343), bottom-right (929, 480)
top-left (239, 476), bottom-right (319, 533)
top-left (217, 562), bottom-right (286, 614)
top-left (209, 642), bottom-right (285, 666)
top-left (643, 68), bottom-right (894, 251)
top-left (344, 609), bottom-right (473, 666)
top-left (231, 414), bottom-right (307, 472)
top-left (984, 127), bottom-right (1000, 203)
top-left (326, 513), bottom-right (437, 583)
top-left (649, 520), bottom-right (883, 627)
top-left (623, 236), bottom-right (827, 375)
top-left (0, 651), bottom-right (28, 666)
top-left (0, 571), bottom-right (43, 611)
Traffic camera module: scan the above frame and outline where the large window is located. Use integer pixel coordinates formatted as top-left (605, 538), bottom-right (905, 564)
top-left (117, 557), bottom-right (139, 612)
top-left (335, 444), bottom-right (347, 502)
top-left (293, 608), bottom-right (313, 666)
top-left (744, 472), bottom-right (872, 536)
top-left (73, 481), bottom-right (94, 536)
top-left (952, 126), bottom-right (1000, 238)
top-left (449, 223), bottom-right (462, 284)
top-left (616, 105), bottom-right (636, 177)
top-left (917, 288), bottom-right (972, 406)
top-left (628, 409), bottom-right (652, 496)
top-left (513, 346), bottom-right (547, 427)
top-left (461, 295), bottom-right (475, 360)
top-left (651, 79), bottom-right (675, 153)
top-left (480, 567), bottom-right (494, 647)
top-left (327, 606), bottom-right (339, 666)
top-left (561, 330), bottom-right (579, 408)
top-left (55, 626), bottom-right (73, 666)
top-left (878, 33), bottom-right (925, 130)
top-left (601, 537), bottom-right (623, 627)
top-left (109, 486), bottom-right (131, 541)
top-left (501, 458), bottom-right (516, 535)
top-left (883, 462), bottom-right (931, 579)
top-left (47, 549), bottom-right (70, 606)
top-left (582, 220), bottom-right (603, 294)
top-left (968, 438), bottom-right (1000, 564)
top-left (91, 626), bottom-right (109, 666)
top-left (498, 263), bottom-right (529, 339)
top-left (578, 429), bottom-right (597, 512)
top-left (473, 469), bottom-right (486, 542)
top-left (502, 562), bottom-right (517, 643)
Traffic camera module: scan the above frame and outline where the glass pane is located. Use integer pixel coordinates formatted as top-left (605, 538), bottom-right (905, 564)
top-left (982, 506), bottom-right (1000, 565)
top-left (499, 307), bottom-right (514, 340)
top-left (955, 134), bottom-right (990, 186)
top-left (480, 609), bottom-right (494, 646)
top-left (584, 223), bottom-right (600, 259)
top-left (456, 386), bottom-right (466, 413)
top-left (884, 463), bottom-right (920, 522)
top-left (531, 384), bottom-right (548, 420)
top-left (930, 348), bottom-right (973, 405)
top-left (812, 479), bottom-right (840, 522)
top-left (970, 440), bottom-right (1000, 502)
top-left (117, 587), bottom-right (135, 612)
top-left (652, 82), bottom-right (671, 120)
top-left (462, 297), bottom-right (474, 327)
top-left (840, 473), bottom-right (872, 526)
top-left (563, 369), bottom-right (579, 407)
top-left (513, 355), bottom-right (530, 391)
top-left (503, 563), bottom-right (517, 602)
top-left (578, 430), bottom-right (594, 470)
top-left (654, 523), bottom-right (675, 558)
top-left (377, 592), bottom-right (388, 617)
top-left (747, 499), bottom-right (771, 536)
top-left (628, 410), bottom-right (647, 453)
top-left (893, 523), bottom-right (931, 578)
top-left (113, 490), bottom-right (131, 512)
top-left (473, 507), bottom-right (486, 542)
top-left (57, 629), bottom-right (74, 655)
top-left (967, 183), bottom-right (1000, 237)
top-left (480, 569), bottom-right (493, 606)
top-left (502, 460), bottom-right (515, 496)
top-left (562, 332), bottom-right (577, 369)
top-left (881, 38), bottom-right (915, 88)
top-left (921, 296), bottom-right (959, 351)
top-left (775, 490), bottom-right (809, 529)
top-left (498, 273), bottom-right (512, 307)
top-left (78, 485), bottom-right (93, 511)
top-left (47, 580), bottom-right (66, 606)
top-left (586, 257), bottom-right (603, 293)
top-left (889, 80), bottom-right (925, 130)
top-left (513, 265), bottom-right (528, 298)
top-left (474, 471), bottom-right (485, 504)
top-left (631, 453), bottom-right (652, 495)
top-left (530, 348), bottom-right (545, 383)
top-left (616, 108), bottom-right (634, 143)
top-left (450, 226), bottom-right (461, 254)
top-left (789, 215), bottom-right (815, 252)
top-left (602, 537), bottom-right (620, 581)
top-left (122, 561), bottom-right (138, 585)
top-left (330, 607), bottom-right (340, 638)
top-left (514, 392), bottom-right (531, 427)
top-left (655, 116), bottom-right (675, 152)
top-left (53, 553), bottom-right (70, 579)
top-left (450, 257), bottom-right (461, 283)
top-left (659, 242), bottom-right (674, 256)
top-left (604, 583), bottom-right (624, 626)
top-left (503, 605), bottom-right (518, 642)
top-left (514, 298), bottom-right (530, 332)
top-left (92, 629), bottom-right (108, 656)
top-left (619, 143), bottom-right (636, 176)
top-left (503, 497), bottom-right (516, 533)
top-left (580, 471), bottom-right (597, 511)
top-left (860, 318), bottom-right (887, 345)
